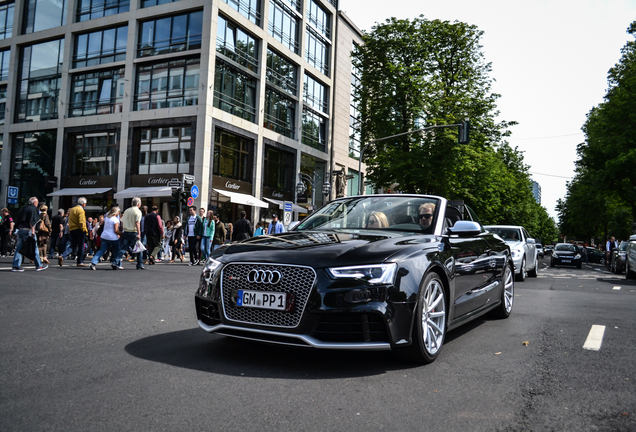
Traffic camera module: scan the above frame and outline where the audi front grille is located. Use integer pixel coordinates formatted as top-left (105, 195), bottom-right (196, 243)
top-left (220, 263), bottom-right (317, 328)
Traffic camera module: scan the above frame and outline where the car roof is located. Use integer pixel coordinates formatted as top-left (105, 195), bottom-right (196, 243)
top-left (484, 225), bottom-right (523, 229)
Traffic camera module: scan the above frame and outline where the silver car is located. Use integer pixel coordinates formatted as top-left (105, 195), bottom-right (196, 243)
top-left (625, 235), bottom-right (636, 279)
top-left (484, 225), bottom-right (539, 281)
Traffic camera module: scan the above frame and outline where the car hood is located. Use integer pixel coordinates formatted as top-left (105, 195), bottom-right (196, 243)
top-left (213, 230), bottom-right (437, 268)
top-left (504, 240), bottom-right (525, 250)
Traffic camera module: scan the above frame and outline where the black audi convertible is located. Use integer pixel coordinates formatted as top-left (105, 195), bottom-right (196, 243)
top-left (195, 195), bottom-right (514, 364)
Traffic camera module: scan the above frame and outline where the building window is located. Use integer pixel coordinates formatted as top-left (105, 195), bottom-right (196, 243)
top-left (264, 87), bottom-right (295, 139)
top-left (305, 28), bottom-right (329, 75)
top-left (141, 0), bottom-right (180, 8)
top-left (17, 39), bottom-right (64, 123)
top-left (303, 74), bottom-right (327, 113)
top-left (0, 3), bottom-right (14, 40)
top-left (0, 49), bottom-right (9, 81)
top-left (263, 145), bottom-right (293, 191)
top-left (11, 131), bottom-right (57, 206)
top-left (213, 60), bottom-right (257, 122)
top-left (134, 57), bottom-right (200, 110)
top-left (213, 129), bottom-right (253, 182)
top-left (302, 108), bottom-right (326, 152)
top-left (70, 67), bottom-right (125, 117)
top-left (216, 16), bottom-right (259, 72)
top-left (306, 0), bottom-right (330, 39)
top-left (266, 49), bottom-right (297, 95)
top-left (268, 0), bottom-right (298, 54)
top-left (74, 27), bottom-right (127, 69)
top-left (137, 126), bottom-right (192, 175)
top-left (23, 0), bottom-right (67, 33)
top-left (70, 131), bottom-right (118, 176)
top-left (223, 0), bottom-right (261, 25)
top-left (77, 0), bottom-right (129, 22)
top-left (138, 11), bottom-right (203, 58)
top-left (349, 61), bottom-right (361, 159)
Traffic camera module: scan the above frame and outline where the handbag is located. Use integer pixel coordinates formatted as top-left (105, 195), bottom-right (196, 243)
top-left (131, 240), bottom-right (147, 254)
top-left (96, 223), bottom-right (104, 237)
top-left (19, 235), bottom-right (37, 261)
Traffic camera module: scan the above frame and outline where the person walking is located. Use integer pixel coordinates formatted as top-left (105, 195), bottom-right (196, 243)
top-left (59, 197), bottom-right (89, 267)
top-left (144, 206), bottom-right (163, 264)
top-left (0, 208), bottom-right (14, 257)
top-left (162, 220), bottom-right (173, 262)
top-left (48, 209), bottom-right (64, 260)
top-left (90, 206), bottom-right (123, 270)
top-left (268, 214), bottom-right (285, 234)
top-left (12, 197), bottom-right (48, 272)
top-left (254, 222), bottom-right (264, 236)
top-left (36, 205), bottom-right (51, 264)
top-left (226, 223), bottom-right (233, 244)
top-left (184, 206), bottom-right (203, 265)
top-left (212, 214), bottom-right (227, 251)
top-left (116, 197), bottom-right (145, 270)
top-left (201, 210), bottom-right (215, 260)
top-left (170, 216), bottom-right (184, 263)
top-left (232, 211), bottom-right (252, 241)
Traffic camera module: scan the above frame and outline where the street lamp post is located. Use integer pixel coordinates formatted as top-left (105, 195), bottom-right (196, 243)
top-left (357, 121), bottom-right (470, 195)
top-left (296, 171), bottom-right (331, 211)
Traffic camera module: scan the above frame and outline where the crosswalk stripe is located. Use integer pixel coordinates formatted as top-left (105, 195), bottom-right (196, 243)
top-left (583, 325), bottom-right (606, 351)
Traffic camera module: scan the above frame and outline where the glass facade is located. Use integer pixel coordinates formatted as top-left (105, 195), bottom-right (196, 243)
top-left (264, 87), bottom-right (295, 138)
top-left (0, 2), bottom-right (14, 40)
top-left (263, 145), bottom-right (293, 191)
top-left (307, 0), bottom-right (330, 39)
top-left (213, 129), bottom-right (253, 182)
top-left (23, 0), bottom-right (67, 33)
top-left (17, 39), bottom-right (64, 123)
top-left (304, 74), bottom-right (327, 113)
top-left (223, 0), bottom-right (260, 25)
top-left (70, 131), bottom-right (118, 176)
top-left (0, 48), bottom-right (6, 124)
top-left (302, 108), bottom-right (326, 152)
top-left (216, 15), bottom-right (259, 72)
top-left (214, 60), bottom-right (257, 122)
top-left (349, 61), bottom-right (361, 159)
top-left (138, 11), bottom-right (203, 58)
top-left (141, 0), bottom-right (180, 8)
top-left (10, 131), bottom-right (57, 207)
top-left (266, 49), bottom-right (297, 95)
top-left (137, 126), bottom-right (192, 174)
top-left (305, 28), bottom-right (329, 75)
top-left (77, 0), bottom-right (129, 22)
top-left (73, 26), bottom-right (127, 69)
top-left (70, 67), bottom-right (125, 116)
top-left (268, 0), bottom-right (298, 54)
top-left (134, 57), bottom-right (200, 110)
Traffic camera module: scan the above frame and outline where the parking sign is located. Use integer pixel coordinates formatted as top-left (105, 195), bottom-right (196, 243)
top-left (7, 186), bottom-right (18, 204)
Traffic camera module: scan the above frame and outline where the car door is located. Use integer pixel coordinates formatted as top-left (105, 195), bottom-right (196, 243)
top-left (523, 228), bottom-right (536, 269)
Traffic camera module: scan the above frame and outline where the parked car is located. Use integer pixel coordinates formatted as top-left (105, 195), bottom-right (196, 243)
top-left (536, 243), bottom-right (545, 258)
top-left (550, 243), bottom-right (582, 268)
top-left (484, 225), bottom-right (539, 281)
top-left (610, 241), bottom-right (629, 274)
top-left (625, 235), bottom-right (636, 279)
top-left (586, 247), bottom-right (605, 265)
top-left (195, 194), bottom-right (514, 364)
top-left (544, 245), bottom-right (554, 256)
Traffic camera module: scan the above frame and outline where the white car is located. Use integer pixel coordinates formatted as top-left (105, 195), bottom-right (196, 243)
top-left (484, 225), bottom-right (539, 281)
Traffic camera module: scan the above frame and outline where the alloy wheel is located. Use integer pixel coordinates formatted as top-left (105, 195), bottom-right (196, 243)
top-left (421, 278), bottom-right (446, 355)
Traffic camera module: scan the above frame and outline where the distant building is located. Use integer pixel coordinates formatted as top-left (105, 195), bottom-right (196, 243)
top-left (531, 180), bottom-right (541, 204)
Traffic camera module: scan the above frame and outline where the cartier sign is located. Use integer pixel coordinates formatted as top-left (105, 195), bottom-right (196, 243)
top-left (225, 181), bottom-right (241, 190)
top-left (148, 177), bottom-right (171, 185)
top-left (65, 175), bottom-right (113, 188)
top-left (212, 175), bottom-right (251, 193)
top-left (263, 186), bottom-right (292, 201)
top-left (131, 175), bottom-right (174, 187)
top-left (79, 178), bottom-right (98, 186)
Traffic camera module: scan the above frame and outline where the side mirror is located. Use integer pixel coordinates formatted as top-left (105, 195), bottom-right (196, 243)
top-left (527, 238), bottom-right (535, 244)
top-left (447, 221), bottom-right (481, 237)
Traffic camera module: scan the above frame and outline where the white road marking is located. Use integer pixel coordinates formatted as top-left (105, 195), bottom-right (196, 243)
top-left (613, 286), bottom-right (621, 290)
top-left (583, 325), bottom-right (606, 351)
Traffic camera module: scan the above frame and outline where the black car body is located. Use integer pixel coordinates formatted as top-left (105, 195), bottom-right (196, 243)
top-left (195, 195), bottom-right (514, 364)
top-left (550, 243), bottom-right (582, 268)
top-left (611, 241), bottom-right (628, 274)
top-left (586, 247), bottom-right (605, 265)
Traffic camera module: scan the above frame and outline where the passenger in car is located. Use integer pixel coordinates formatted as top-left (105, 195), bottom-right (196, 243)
top-left (367, 211), bottom-right (389, 228)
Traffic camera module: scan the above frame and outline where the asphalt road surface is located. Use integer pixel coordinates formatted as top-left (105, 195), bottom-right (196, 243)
top-left (1, 255), bottom-right (635, 431)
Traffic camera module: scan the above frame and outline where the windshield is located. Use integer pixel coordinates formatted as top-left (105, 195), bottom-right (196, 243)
top-left (295, 196), bottom-right (441, 233)
top-left (487, 227), bottom-right (522, 242)
top-left (555, 244), bottom-right (577, 252)
top-left (619, 241), bottom-right (628, 251)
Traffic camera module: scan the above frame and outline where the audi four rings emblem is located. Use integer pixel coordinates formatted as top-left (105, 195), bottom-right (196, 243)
top-left (247, 269), bottom-right (282, 285)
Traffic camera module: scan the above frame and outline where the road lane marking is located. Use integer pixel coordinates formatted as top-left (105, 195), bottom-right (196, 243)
top-left (583, 325), bottom-right (606, 351)
top-left (613, 286), bottom-right (621, 290)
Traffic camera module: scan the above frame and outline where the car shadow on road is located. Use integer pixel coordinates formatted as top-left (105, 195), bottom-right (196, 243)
top-left (124, 321), bottom-right (484, 379)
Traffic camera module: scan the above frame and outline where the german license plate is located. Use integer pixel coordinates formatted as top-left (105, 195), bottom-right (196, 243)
top-left (237, 290), bottom-right (287, 311)
top-left (561, 259), bottom-right (571, 263)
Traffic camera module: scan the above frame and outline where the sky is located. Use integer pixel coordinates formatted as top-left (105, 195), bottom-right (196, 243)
top-left (339, 0), bottom-right (636, 220)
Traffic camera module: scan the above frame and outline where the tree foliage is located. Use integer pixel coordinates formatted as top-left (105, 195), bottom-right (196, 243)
top-left (352, 16), bottom-right (556, 241)
top-left (559, 20), bottom-right (636, 242)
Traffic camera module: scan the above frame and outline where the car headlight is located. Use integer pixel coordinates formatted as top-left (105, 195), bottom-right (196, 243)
top-left (328, 263), bottom-right (398, 285)
top-left (203, 257), bottom-right (223, 279)
top-left (511, 248), bottom-right (523, 259)
top-left (552, 253), bottom-right (559, 258)
top-left (574, 254), bottom-right (581, 259)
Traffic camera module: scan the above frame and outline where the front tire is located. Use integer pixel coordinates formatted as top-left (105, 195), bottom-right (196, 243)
top-left (398, 272), bottom-right (446, 364)
top-left (493, 264), bottom-right (514, 319)
top-left (626, 260), bottom-right (636, 279)
top-left (528, 257), bottom-right (538, 277)
top-left (516, 257), bottom-right (526, 281)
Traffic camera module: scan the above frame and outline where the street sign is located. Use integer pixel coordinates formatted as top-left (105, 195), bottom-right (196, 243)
top-left (187, 197), bottom-right (194, 207)
top-left (167, 181), bottom-right (182, 188)
top-left (182, 174), bottom-right (195, 184)
top-left (283, 201), bottom-right (292, 227)
top-left (190, 185), bottom-right (199, 199)
top-left (7, 186), bottom-right (18, 204)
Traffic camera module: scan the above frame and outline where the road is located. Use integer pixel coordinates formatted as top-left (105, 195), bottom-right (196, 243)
top-left (1, 256), bottom-right (635, 431)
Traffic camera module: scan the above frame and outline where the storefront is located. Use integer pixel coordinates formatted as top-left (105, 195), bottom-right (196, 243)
top-left (48, 175), bottom-right (114, 219)
top-left (115, 174), bottom-right (180, 223)
top-left (210, 176), bottom-right (268, 227)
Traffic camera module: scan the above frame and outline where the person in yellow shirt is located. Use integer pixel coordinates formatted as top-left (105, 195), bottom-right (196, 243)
top-left (59, 197), bottom-right (88, 267)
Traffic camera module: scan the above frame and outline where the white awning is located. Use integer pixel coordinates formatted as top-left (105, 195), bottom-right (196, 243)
top-left (212, 188), bottom-right (269, 208)
top-left (47, 187), bottom-right (112, 196)
top-left (263, 197), bottom-right (306, 213)
top-left (114, 186), bottom-right (174, 199)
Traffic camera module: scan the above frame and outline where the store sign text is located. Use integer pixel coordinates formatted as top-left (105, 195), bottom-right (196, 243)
top-left (226, 182), bottom-right (241, 190)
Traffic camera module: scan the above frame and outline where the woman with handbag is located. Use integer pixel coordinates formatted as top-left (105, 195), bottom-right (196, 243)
top-left (89, 207), bottom-right (122, 270)
top-left (37, 205), bottom-right (51, 264)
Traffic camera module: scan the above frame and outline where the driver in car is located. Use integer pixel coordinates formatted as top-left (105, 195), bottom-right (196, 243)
top-left (418, 203), bottom-right (436, 233)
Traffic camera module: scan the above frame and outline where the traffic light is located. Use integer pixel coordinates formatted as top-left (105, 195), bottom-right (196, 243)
top-left (458, 120), bottom-right (470, 144)
top-left (170, 189), bottom-right (180, 209)
top-left (180, 191), bottom-right (188, 211)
